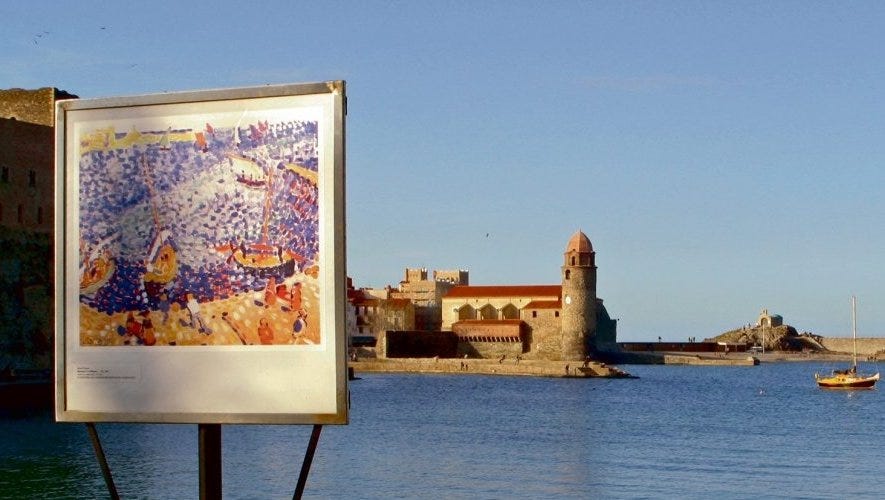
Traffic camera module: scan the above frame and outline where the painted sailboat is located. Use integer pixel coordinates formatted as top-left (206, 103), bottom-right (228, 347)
top-left (79, 237), bottom-right (115, 296)
top-left (815, 296), bottom-right (879, 389)
top-left (141, 155), bottom-right (178, 296)
top-left (223, 149), bottom-right (298, 278)
top-left (228, 153), bottom-right (267, 188)
top-left (194, 131), bottom-right (208, 152)
top-left (158, 127), bottom-right (171, 150)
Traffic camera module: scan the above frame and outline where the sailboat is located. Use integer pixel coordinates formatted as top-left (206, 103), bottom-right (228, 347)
top-left (225, 151), bottom-right (297, 278)
top-left (815, 296), bottom-right (879, 389)
top-left (79, 238), bottom-right (115, 296)
top-left (140, 154), bottom-right (178, 296)
top-left (228, 153), bottom-right (267, 188)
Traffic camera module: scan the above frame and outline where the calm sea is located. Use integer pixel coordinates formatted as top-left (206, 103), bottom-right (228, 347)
top-left (2, 362), bottom-right (884, 499)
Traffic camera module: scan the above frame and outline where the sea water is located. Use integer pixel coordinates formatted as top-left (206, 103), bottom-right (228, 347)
top-left (2, 362), bottom-right (884, 499)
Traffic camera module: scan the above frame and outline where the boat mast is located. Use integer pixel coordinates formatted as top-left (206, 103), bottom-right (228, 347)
top-left (852, 295), bottom-right (858, 371)
top-left (141, 155), bottom-right (162, 231)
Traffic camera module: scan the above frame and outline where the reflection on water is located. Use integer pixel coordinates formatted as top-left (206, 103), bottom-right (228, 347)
top-left (2, 362), bottom-right (884, 498)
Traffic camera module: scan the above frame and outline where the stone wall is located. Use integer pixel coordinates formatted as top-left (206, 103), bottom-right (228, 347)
top-left (457, 340), bottom-right (524, 359)
top-left (819, 338), bottom-right (885, 356)
top-left (523, 309), bottom-right (562, 360)
top-left (377, 330), bottom-right (458, 358)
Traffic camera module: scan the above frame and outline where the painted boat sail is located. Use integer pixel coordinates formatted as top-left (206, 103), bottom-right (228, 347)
top-left (194, 131), bottom-right (208, 152)
top-left (815, 296), bottom-right (880, 388)
top-left (225, 153), bottom-right (297, 278)
top-left (158, 127), bottom-right (171, 150)
top-left (141, 155), bottom-right (178, 296)
top-left (79, 237), bottom-right (115, 296)
top-left (228, 153), bottom-right (267, 188)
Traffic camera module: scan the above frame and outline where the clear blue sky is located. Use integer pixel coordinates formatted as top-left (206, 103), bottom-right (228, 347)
top-left (4, 1), bottom-right (885, 341)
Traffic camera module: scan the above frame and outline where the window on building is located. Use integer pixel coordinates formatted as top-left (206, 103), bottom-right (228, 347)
top-left (565, 270), bottom-right (571, 280)
top-left (37, 206), bottom-right (43, 225)
top-left (28, 170), bottom-right (36, 188)
top-left (554, 311), bottom-right (560, 318)
top-left (532, 311), bottom-right (537, 318)
top-left (17, 204), bottom-right (24, 224)
top-left (1, 166), bottom-right (8, 183)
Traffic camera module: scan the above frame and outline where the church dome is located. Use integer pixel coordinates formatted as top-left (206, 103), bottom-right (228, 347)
top-left (565, 231), bottom-right (593, 253)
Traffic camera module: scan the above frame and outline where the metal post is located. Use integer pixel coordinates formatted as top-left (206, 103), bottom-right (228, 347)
top-left (85, 423), bottom-right (120, 500)
top-left (199, 424), bottom-right (222, 500)
top-left (293, 424), bottom-right (323, 500)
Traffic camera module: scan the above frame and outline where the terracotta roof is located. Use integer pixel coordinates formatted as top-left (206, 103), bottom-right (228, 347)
top-left (523, 300), bottom-right (561, 309)
top-left (566, 230), bottom-right (593, 253)
top-left (444, 285), bottom-right (561, 299)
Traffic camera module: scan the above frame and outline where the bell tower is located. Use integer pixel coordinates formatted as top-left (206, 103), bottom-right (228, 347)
top-left (560, 230), bottom-right (597, 360)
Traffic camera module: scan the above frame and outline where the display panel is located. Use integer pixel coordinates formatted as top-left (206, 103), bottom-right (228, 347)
top-left (55, 82), bottom-right (347, 424)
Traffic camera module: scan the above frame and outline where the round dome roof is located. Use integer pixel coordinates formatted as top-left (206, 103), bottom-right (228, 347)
top-left (566, 230), bottom-right (593, 253)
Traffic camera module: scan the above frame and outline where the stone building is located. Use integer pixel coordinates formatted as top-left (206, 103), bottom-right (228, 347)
top-left (757, 308), bottom-right (783, 328)
top-left (440, 231), bottom-right (617, 361)
top-left (0, 87), bottom-right (75, 233)
top-left (390, 267), bottom-right (467, 331)
top-left (0, 87), bottom-right (76, 371)
top-left (347, 282), bottom-right (415, 339)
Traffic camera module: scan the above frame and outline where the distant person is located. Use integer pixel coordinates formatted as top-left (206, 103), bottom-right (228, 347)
top-left (186, 293), bottom-right (211, 334)
top-left (157, 293), bottom-right (171, 324)
top-left (140, 311), bottom-right (156, 346)
top-left (257, 318), bottom-right (275, 345)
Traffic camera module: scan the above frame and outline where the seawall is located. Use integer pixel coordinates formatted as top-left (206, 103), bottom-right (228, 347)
top-left (350, 358), bottom-right (635, 378)
top-left (819, 337), bottom-right (885, 356)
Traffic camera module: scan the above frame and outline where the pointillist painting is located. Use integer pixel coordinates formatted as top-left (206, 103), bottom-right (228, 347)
top-left (77, 111), bottom-right (321, 347)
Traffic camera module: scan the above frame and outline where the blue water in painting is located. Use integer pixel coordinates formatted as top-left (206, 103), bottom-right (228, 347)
top-left (2, 362), bottom-right (884, 499)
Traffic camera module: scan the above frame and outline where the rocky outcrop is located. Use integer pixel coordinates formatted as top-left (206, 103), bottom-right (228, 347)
top-left (708, 324), bottom-right (818, 351)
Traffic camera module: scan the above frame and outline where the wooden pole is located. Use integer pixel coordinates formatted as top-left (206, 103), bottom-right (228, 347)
top-left (293, 424), bottom-right (323, 500)
top-left (199, 424), bottom-right (222, 500)
top-left (85, 423), bottom-right (120, 500)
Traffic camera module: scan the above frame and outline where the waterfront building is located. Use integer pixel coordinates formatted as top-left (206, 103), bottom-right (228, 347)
top-left (440, 231), bottom-right (617, 361)
top-left (0, 87), bottom-right (76, 371)
top-left (346, 280), bottom-right (416, 340)
top-left (390, 267), bottom-right (468, 331)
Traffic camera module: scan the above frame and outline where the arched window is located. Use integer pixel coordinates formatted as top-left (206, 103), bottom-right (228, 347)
top-left (565, 269), bottom-right (571, 280)
top-left (501, 304), bottom-right (519, 319)
top-left (479, 304), bottom-right (498, 320)
top-left (458, 305), bottom-right (475, 321)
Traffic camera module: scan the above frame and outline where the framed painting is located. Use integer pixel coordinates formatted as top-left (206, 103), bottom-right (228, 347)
top-left (55, 82), bottom-right (347, 424)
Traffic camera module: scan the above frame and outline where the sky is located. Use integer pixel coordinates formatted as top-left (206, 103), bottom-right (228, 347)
top-left (4, 1), bottom-right (885, 341)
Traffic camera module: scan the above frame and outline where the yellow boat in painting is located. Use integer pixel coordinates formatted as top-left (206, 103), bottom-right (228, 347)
top-left (815, 296), bottom-right (879, 389)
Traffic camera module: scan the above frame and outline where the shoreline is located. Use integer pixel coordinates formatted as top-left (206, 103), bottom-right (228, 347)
top-left (349, 350), bottom-right (882, 380)
top-left (350, 358), bottom-right (636, 379)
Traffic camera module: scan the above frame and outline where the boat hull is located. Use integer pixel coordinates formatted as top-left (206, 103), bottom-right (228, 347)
top-left (815, 372), bottom-right (879, 389)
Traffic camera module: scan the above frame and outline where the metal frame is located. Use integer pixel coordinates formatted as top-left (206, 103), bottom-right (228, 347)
top-left (55, 82), bottom-right (348, 425)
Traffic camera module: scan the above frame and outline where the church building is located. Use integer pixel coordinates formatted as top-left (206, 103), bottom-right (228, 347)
top-left (440, 231), bottom-right (617, 361)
